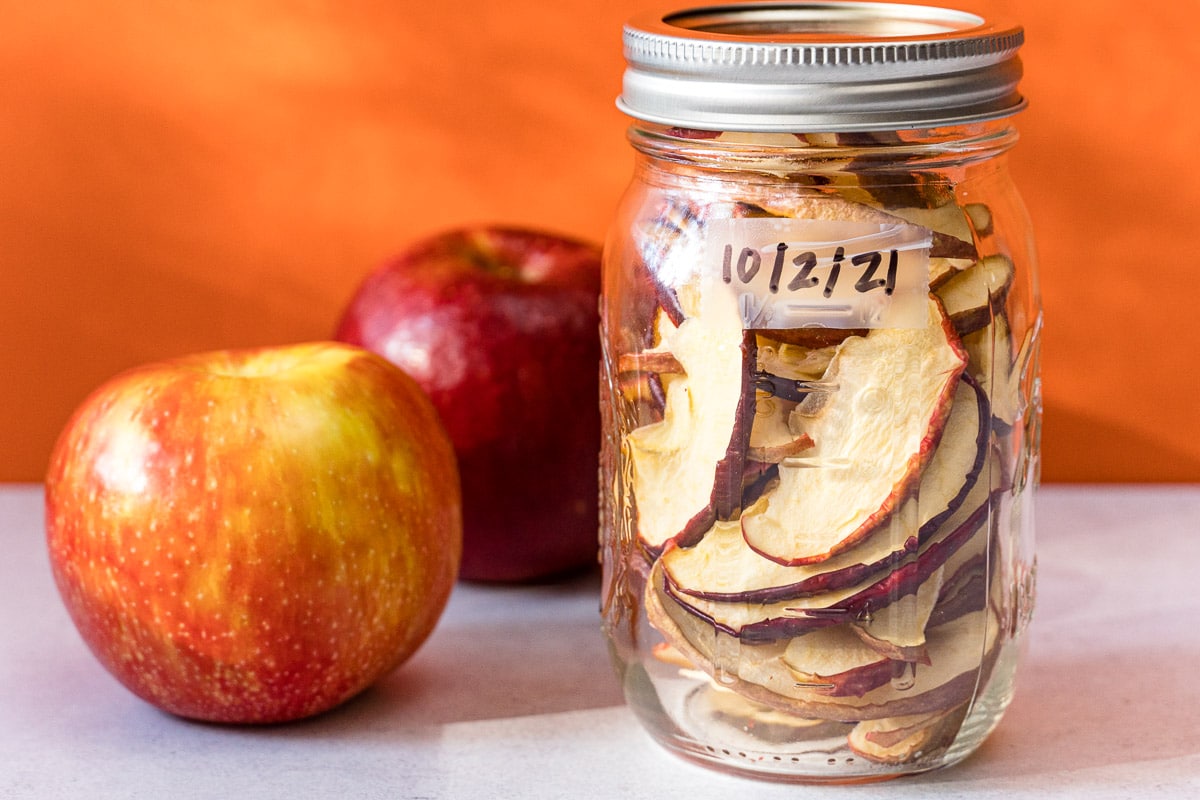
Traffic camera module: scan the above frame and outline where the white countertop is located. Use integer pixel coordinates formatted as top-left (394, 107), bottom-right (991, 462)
top-left (3, 483), bottom-right (1199, 799)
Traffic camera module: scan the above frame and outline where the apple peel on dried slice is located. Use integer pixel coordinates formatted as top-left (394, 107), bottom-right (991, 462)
top-left (626, 288), bottom-right (756, 551)
top-left (631, 199), bottom-right (706, 325)
top-left (662, 375), bottom-right (986, 611)
top-left (851, 566), bottom-right (944, 663)
top-left (780, 624), bottom-right (901, 698)
top-left (882, 202), bottom-right (978, 263)
top-left (935, 254), bottom-right (1016, 337)
top-left (902, 374), bottom-right (990, 546)
top-left (963, 312), bottom-right (1038, 429)
top-left (747, 394), bottom-right (815, 463)
top-left (742, 603), bottom-right (1000, 722)
top-left (741, 296), bottom-right (968, 567)
top-left (927, 526), bottom-right (991, 631)
top-left (925, 455), bottom-right (1013, 631)
top-left (847, 703), bottom-right (969, 764)
top-left (647, 563), bottom-right (1000, 722)
top-left (851, 193), bottom-right (980, 287)
top-left (657, 495), bottom-right (990, 643)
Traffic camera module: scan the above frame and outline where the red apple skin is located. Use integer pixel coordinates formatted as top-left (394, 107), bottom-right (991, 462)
top-left (334, 227), bottom-right (602, 582)
top-left (44, 342), bottom-right (462, 724)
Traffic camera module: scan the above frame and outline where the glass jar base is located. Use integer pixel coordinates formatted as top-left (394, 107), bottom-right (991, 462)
top-left (639, 701), bottom-right (977, 784)
top-left (625, 639), bottom-right (1023, 784)
top-left (654, 735), bottom-right (944, 784)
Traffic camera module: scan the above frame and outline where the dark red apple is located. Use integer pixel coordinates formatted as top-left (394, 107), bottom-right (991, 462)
top-left (335, 227), bottom-right (602, 582)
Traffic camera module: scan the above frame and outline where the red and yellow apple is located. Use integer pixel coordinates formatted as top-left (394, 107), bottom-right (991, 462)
top-left (335, 227), bottom-right (602, 582)
top-left (44, 342), bottom-right (462, 724)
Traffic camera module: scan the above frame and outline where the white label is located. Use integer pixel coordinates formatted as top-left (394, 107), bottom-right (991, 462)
top-left (703, 217), bottom-right (932, 329)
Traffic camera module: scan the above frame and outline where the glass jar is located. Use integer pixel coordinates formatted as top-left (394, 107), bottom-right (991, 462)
top-left (599, 1), bottom-right (1041, 783)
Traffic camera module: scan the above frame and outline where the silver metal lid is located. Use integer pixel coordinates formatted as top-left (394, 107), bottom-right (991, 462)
top-left (618, 1), bottom-right (1026, 132)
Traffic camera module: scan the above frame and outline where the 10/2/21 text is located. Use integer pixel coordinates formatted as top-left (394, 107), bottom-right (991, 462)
top-left (703, 217), bottom-right (932, 330)
top-left (721, 242), bottom-right (899, 298)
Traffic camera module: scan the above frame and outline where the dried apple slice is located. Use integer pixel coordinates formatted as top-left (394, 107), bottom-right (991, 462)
top-left (740, 460), bottom-right (779, 507)
top-left (886, 203), bottom-right (977, 289)
top-left (626, 289), bottom-right (756, 551)
top-left (935, 254), bottom-right (1015, 336)
top-left (759, 327), bottom-right (866, 353)
top-left (647, 564), bottom-right (1000, 721)
top-left (632, 199), bottom-right (704, 325)
top-left (883, 203), bottom-right (977, 262)
top-left (614, 348), bottom-right (681, 425)
top-left (964, 203), bottom-right (994, 238)
top-left (840, 173), bottom-right (958, 213)
top-left (851, 566), bottom-right (944, 663)
top-left (753, 332), bottom-right (843, 404)
top-left (926, 471), bottom-right (1008, 630)
top-left (908, 374), bottom-right (990, 537)
top-left (661, 418), bottom-right (995, 653)
top-left (781, 624), bottom-right (899, 697)
top-left (964, 313), bottom-right (1037, 430)
top-left (663, 375), bottom-right (986, 608)
top-left (662, 506), bottom-right (920, 609)
top-left (659, 495), bottom-right (989, 643)
top-left (747, 394), bottom-right (814, 463)
top-left (740, 191), bottom-right (966, 260)
top-left (741, 296), bottom-right (967, 567)
top-left (928, 543), bottom-right (989, 631)
top-left (617, 350), bottom-right (685, 375)
top-left (614, 369), bottom-right (668, 425)
top-left (847, 704), bottom-right (968, 764)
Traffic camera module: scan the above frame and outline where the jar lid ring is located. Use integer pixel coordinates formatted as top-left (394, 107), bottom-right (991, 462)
top-left (618, 1), bottom-right (1027, 132)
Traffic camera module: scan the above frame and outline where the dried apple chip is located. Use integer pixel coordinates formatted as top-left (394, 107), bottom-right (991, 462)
top-left (847, 704), bottom-right (969, 764)
top-left (935, 254), bottom-right (1015, 336)
top-left (647, 560), bottom-right (1000, 722)
top-left (660, 494), bottom-right (989, 642)
top-left (626, 288), bottom-right (756, 551)
top-left (741, 296), bottom-right (968, 567)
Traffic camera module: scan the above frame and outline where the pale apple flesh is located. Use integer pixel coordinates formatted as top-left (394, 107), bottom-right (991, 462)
top-left (646, 561), bottom-right (1001, 723)
top-left (847, 704), bottom-right (970, 764)
top-left (781, 623), bottom-right (906, 697)
top-left (625, 285), bottom-right (756, 552)
top-left (851, 566), bottom-right (945, 663)
top-left (747, 392), bottom-right (815, 463)
top-left (657, 494), bottom-right (990, 642)
top-left (662, 375), bottom-right (986, 606)
top-left (739, 296), bottom-right (968, 566)
top-left (935, 253), bottom-right (1016, 336)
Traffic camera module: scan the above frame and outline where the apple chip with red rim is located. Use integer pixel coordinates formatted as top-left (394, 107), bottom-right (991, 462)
top-left (657, 493), bottom-right (990, 643)
top-left (661, 375), bottom-right (987, 606)
top-left (626, 286), bottom-right (757, 552)
top-left (740, 295), bottom-right (968, 566)
top-left (646, 560), bottom-right (1001, 722)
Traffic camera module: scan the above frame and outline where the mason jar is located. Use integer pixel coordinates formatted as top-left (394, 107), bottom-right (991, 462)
top-left (599, 1), bottom-right (1041, 783)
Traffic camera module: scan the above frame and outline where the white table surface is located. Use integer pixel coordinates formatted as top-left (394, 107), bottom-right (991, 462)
top-left (3, 483), bottom-right (1199, 799)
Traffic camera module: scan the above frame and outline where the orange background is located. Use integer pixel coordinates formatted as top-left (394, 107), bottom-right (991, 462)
top-left (2, 0), bottom-right (1198, 483)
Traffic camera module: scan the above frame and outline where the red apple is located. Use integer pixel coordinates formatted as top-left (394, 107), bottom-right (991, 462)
top-left (44, 342), bottom-right (462, 724)
top-left (334, 227), bottom-right (602, 582)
